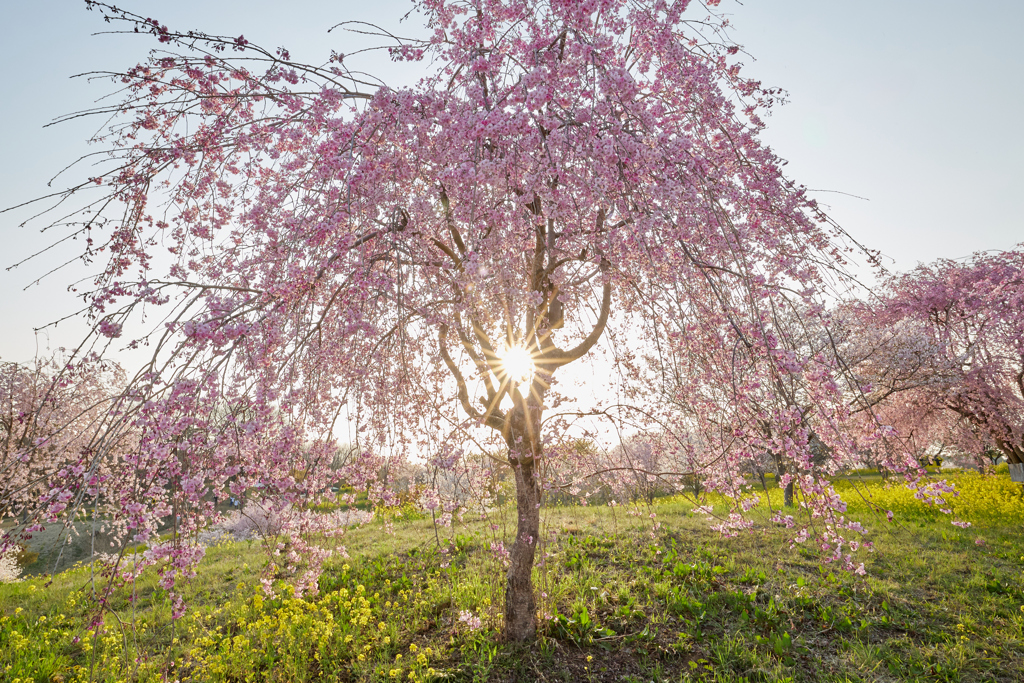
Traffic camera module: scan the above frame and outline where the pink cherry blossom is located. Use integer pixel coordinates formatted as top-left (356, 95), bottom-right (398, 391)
top-left (10, 0), bottom-right (926, 639)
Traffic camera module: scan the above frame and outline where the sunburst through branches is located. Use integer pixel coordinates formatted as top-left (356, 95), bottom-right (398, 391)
top-left (497, 344), bottom-right (534, 386)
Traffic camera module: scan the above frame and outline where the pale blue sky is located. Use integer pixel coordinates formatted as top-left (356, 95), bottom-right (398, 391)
top-left (2, 0), bottom-right (1022, 363)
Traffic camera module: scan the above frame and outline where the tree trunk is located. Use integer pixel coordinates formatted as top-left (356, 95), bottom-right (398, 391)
top-left (772, 452), bottom-right (794, 508)
top-left (994, 438), bottom-right (1024, 465)
top-left (505, 458), bottom-right (541, 641)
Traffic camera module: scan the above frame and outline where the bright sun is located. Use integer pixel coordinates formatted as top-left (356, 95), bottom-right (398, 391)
top-left (499, 345), bottom-right (534, 385)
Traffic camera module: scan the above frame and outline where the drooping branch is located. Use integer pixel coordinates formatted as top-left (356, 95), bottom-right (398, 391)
top-left (438, 324), bottom-right (506, 431)
top-left (544, 259), bottom-right (612, 369)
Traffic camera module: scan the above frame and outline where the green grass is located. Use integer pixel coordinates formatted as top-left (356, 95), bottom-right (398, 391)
top-left (2, 477), bottom-right (1023, 682)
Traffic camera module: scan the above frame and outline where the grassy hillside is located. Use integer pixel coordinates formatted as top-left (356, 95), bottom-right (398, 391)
top-left (2, 473), bottom-right (1023, 682)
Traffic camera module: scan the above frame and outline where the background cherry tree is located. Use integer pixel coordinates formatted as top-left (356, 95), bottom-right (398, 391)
top-left (863, 248), bottom-right (1024, 468)
top-left (0, 354), bottom-right (129, 573)
top-left (8, 0), bottom-right (933, 639)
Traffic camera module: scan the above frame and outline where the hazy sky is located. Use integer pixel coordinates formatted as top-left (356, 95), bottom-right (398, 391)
top-left (2, 0), bottom-right (1022, 364)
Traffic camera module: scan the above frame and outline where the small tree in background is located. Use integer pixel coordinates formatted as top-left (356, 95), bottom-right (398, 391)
top-left (1, 355), bottom-right (128, 563)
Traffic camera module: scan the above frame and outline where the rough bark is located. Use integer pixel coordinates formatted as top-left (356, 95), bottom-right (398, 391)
top-left (504, 458), bottom-right (541, 641)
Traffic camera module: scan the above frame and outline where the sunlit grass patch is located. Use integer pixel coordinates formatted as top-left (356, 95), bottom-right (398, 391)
top-left (654, 471), bottom-right (1024, 530)
top-left (835, 471), bottom-right (1024, 527)
top-left (1, 481), bottom-right (1023, 682)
